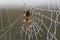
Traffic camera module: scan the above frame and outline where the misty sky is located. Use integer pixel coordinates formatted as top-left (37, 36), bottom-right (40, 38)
top-left (0, 0), bottom-right (60, 9)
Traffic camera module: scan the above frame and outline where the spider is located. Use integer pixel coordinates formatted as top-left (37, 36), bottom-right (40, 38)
top-left (20, 8), bottom-right (34, 32)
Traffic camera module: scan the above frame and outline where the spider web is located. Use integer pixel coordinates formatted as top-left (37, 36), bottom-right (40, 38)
top-left (0, 9), bottom-right (60, 40)
top-left (0, 0), bottom-right (60, 40)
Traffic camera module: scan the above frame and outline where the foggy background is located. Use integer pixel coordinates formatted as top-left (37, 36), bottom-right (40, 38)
top-left (0, 0), bottom-right (60, 11)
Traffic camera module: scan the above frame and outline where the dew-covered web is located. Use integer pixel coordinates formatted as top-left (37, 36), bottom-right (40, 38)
top-left (0, 0), bottom-right (60, 40)
top-left (0, 9), bottom-right (60, 40)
